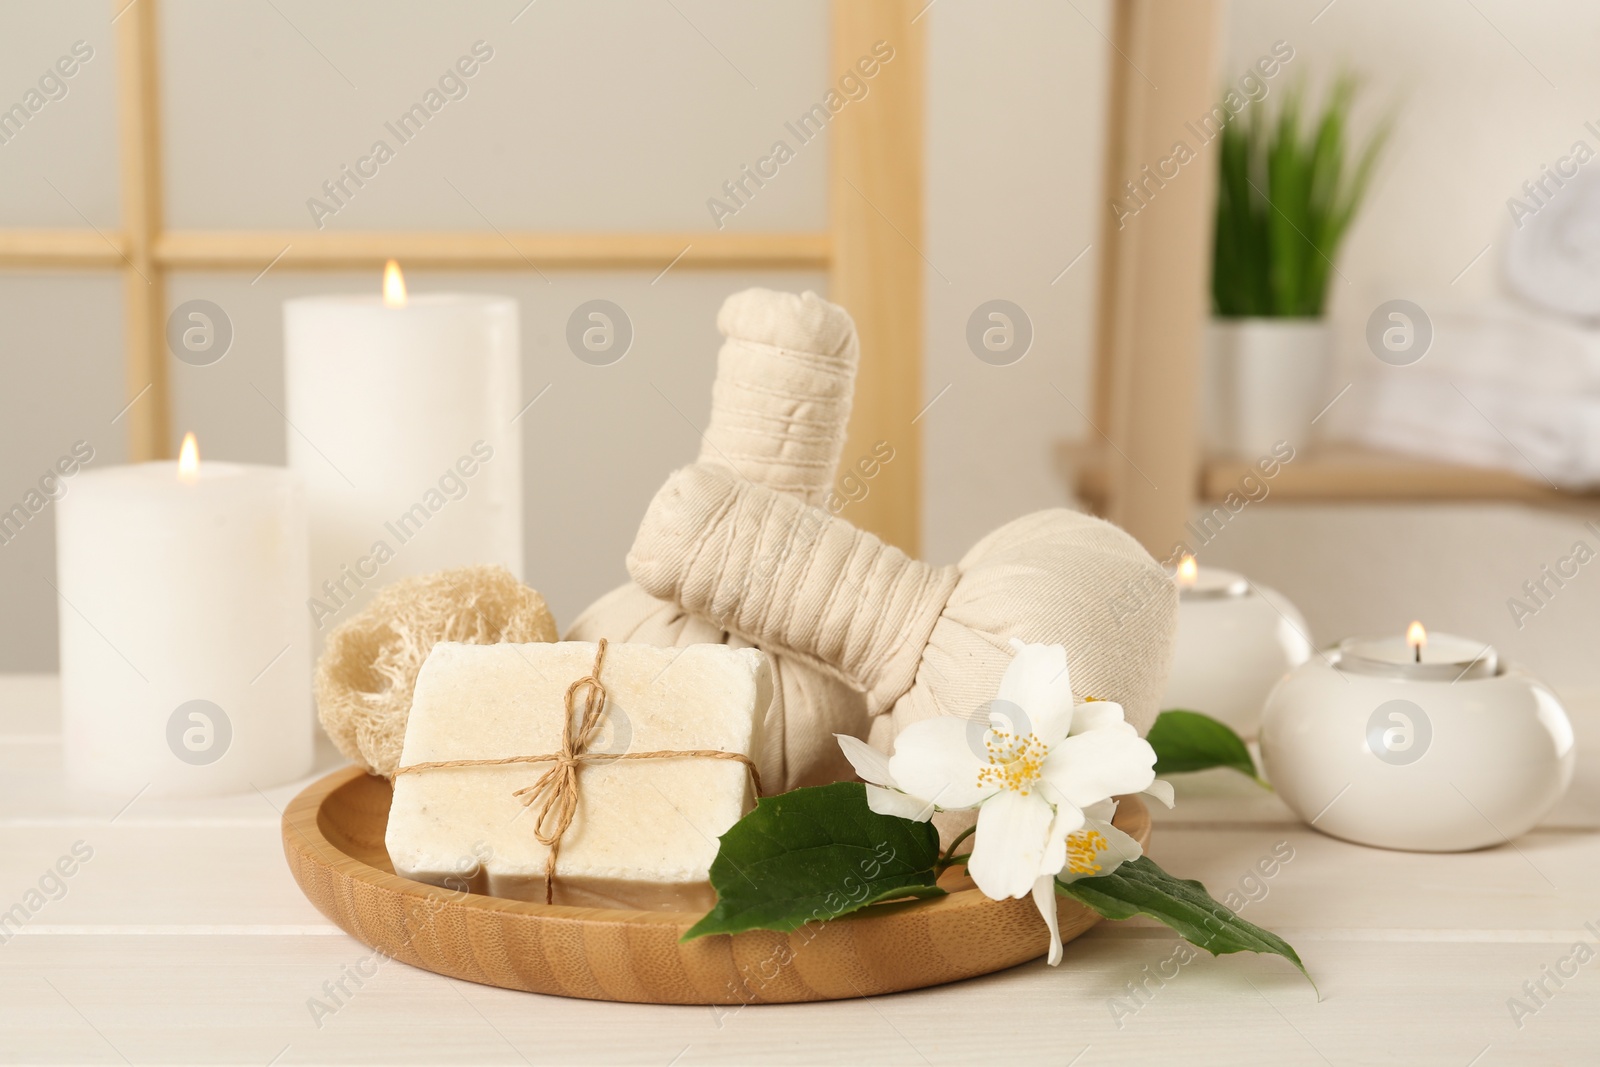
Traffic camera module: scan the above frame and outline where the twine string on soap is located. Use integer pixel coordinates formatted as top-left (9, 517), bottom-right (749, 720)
top-left (393, 638), bottom-right (762, 904)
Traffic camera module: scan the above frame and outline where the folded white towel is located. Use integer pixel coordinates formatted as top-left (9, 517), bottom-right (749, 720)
top-left (1352, 301), bottom-right (1600, 487)
top-left (1505, 166), bottom-right (1600, 320)
top-left (1356, 370), bottom-right (1600, 488)
top-left (1424, 301), bottom-right (1600, 391)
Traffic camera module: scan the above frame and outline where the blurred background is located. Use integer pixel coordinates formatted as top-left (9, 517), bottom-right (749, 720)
top-left (3, 0), bottom-right (1599, 692)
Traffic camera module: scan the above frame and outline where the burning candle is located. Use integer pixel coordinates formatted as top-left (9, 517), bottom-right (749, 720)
top-left (1333, 622), bottom-right (1497, 681)
top-left (1260, 621), bottom-right (1574, 851)
top-left (1161, 554), bottom-right (1313, 737)
top-left (284, 262), bottom-right (523, 639)
top-left (383, 258), bottom-right (407, 308)
top-left (54, 434), bottom-right (313, 797)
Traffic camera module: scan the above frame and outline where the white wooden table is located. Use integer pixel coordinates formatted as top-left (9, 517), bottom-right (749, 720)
top-left (2, 674), bottom-right (1595, 1066)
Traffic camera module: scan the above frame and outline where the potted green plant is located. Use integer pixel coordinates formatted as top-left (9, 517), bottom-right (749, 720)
top-left (1208, 77), bottom-right (1387, 457)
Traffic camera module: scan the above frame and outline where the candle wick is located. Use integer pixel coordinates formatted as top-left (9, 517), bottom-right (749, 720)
top-left (1414, 645), bottom-right (1421, 664)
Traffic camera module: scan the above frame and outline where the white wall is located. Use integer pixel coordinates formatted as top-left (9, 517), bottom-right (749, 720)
top-left (0, 3), bottom-right (124, 671)
top-left (1197, 502), bottom-right (1600, 693)
top-left (0, 275), bottom-right (127, 671)
top-left (159, 0), bottom-right (830, 232)
top-left (920, 0), bottom-right (1109, 566)
top-left (0, 2), bottom-right (118, 224)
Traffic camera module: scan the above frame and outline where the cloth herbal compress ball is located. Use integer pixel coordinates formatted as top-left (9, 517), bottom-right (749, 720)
top-left (625, 463), bottom-right (1178, 749)
top-left (567, 287), bottom-right (869, 791)
top-left (315, 565), bottom-right (556, 778)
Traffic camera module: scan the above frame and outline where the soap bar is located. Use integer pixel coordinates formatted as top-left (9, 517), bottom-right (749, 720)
top-left (385, 641), bottom-right (770, 911)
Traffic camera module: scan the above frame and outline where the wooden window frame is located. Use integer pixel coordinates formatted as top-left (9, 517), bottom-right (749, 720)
top-left (0, 0), bottom-right (926, 553)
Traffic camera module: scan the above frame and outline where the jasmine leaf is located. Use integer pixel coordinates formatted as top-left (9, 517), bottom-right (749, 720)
top-left (1147, 709), bottom-right (1268, 787)
top-left (1057, 856), bottom-right (1310, 985)
top-left (682, 782), bottom-right (944, 941)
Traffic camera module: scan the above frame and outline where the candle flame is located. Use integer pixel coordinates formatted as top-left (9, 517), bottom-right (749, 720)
top-left (178, 432), bottom-right (200, 483)
top-left (1407, 620), bottom-right (1427, 652)
top-left (382, 259), bottom-right (407, 308)
top-left (1176, 554), bottom-right (1198, 589)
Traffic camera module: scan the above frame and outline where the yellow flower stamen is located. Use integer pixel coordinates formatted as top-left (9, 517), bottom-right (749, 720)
top-left (1065, 829), bottom-right (1108, 875)
top-left (975, 728), bottom-right (1049, 795)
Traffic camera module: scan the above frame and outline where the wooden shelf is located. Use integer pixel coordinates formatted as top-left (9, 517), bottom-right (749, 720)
top-left (1209, 447), bottom-right (1594, 504)
top-left (1067, 443), bottom-right (1598, 510)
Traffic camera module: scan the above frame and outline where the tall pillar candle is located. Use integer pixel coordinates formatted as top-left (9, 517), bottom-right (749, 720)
top-left (55, 438), bottom-right (313, 797)
top-left (284, 267), bottom-right (522, 638)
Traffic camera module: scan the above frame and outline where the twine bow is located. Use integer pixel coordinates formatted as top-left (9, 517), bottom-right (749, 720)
top-left (394, 638), bottom-right (762, 904)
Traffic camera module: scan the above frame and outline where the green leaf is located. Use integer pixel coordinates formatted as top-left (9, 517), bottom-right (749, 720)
top-left (1057, 856), bottom-right (1311, 985)
top-left (1146, 709), bottom-right (1268, 787)
top-left (682, 782), bottom-right (944, 941)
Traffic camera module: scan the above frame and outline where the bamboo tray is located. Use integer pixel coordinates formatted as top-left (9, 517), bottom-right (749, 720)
top-left (282, 766), bottom-right (1151, 1005)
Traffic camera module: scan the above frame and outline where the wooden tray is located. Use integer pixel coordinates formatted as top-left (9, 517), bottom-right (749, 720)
top-left (282, 766), bottom-right (1151, 1005)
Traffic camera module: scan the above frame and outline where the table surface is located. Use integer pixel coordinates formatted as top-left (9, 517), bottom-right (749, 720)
top-left (2, 675), bottom-right (1596, 1067)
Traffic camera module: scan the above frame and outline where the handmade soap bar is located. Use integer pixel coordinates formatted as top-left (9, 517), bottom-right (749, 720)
top-left (386, 641), bottom-right (770, 910)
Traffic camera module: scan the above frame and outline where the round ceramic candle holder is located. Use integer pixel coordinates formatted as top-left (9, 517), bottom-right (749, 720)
top-left (1258, 633), bottom-right (1575, 852)
top-left (1162, 567), bottom-right (1314, 738)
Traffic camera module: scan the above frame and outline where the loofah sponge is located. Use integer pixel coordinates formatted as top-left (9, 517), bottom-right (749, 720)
top-left (315, 565), bottom-right (557, 778)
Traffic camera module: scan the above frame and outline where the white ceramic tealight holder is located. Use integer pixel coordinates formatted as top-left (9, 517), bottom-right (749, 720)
top-left (1161, 557), bottom-right (1314, 738)
top-left (1259, 624), bottom-right (1575, 852)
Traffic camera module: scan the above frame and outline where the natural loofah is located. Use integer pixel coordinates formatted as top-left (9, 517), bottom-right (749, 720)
top-left (315, 565), bottom-right (557, 778)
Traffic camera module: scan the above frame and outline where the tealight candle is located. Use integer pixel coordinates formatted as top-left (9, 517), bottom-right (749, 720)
top-left (1160, 555), bottom-right (1314, 737)
top-left (1334, 623), bottom-right (1495, 681)
top-left (55, 435), bottom-right (313, 797)
top-left (284, 262), bottom-right (523, 637)
top-left (1260, 622), bottom-right (1575, 852)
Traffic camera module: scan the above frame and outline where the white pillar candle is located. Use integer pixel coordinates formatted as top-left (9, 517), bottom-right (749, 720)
top-left (55, 437), bottom-right (313, 797)
top-left (284, 264), bottom-right (522, 638)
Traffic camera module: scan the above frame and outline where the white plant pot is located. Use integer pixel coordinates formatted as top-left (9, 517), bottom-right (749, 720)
top-left (1204, 318), bottom-right (1331, 458)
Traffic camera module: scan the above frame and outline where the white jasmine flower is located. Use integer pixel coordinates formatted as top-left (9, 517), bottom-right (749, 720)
top-left (837, 639), bottom-right (1171, 965)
